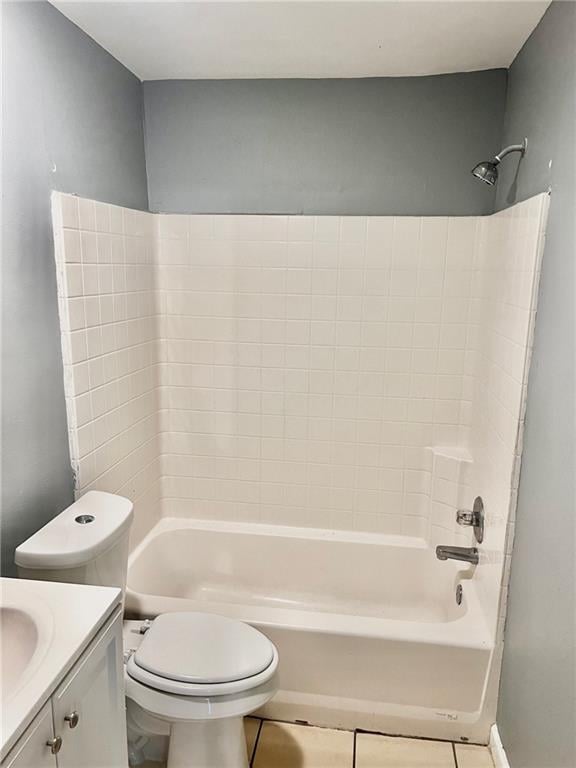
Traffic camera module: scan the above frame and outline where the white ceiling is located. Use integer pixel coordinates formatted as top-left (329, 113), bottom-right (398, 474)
top-left (51, 1), bottom-right (550, 80)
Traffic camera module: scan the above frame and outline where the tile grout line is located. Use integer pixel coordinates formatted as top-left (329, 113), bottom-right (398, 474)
top-left (452, 741), bottom-right (459, 768)
top-left (352, 729), bottom-right (358, 768)
top-left (250, 719), bottom-right (264, 767)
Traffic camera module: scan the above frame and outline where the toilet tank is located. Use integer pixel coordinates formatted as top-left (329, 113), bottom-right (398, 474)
top-left (15, 491), bottom-right (133, 600)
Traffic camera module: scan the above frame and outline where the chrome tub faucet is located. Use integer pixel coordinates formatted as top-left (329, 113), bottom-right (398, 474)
top-left (436, 545), bottom-right (479, 565)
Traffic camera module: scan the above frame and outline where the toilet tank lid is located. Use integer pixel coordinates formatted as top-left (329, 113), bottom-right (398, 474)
top-left (15, 491), bottom-right (133, 569)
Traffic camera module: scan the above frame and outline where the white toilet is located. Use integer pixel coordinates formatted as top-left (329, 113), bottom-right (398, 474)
top-left (15, 491), bottom-right (279, 768)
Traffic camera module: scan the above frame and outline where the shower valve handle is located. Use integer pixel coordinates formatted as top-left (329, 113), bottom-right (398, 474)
top-left (456, 497), bottom-right (485, 544)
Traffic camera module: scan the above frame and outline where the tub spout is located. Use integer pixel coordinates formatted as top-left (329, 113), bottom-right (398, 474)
top-left (436, 545), bottom-right (479, 565)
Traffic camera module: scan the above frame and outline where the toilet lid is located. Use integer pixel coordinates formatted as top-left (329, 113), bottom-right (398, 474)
top-left (134, 612), bottom-right (275, 684)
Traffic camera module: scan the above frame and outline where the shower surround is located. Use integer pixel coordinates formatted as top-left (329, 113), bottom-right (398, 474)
top-left (52, 191), bottom-right (548, 742)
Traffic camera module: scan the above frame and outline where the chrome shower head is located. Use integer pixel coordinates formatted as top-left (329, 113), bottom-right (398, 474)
top-left (472, 160), bottom-right (499, 186)
top-left (471, 138), bottom-right (527, 186)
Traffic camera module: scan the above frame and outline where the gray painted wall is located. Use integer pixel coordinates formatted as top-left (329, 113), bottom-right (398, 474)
top-left (143, 72), bottom-right (507, 216)
top-left (495, 3), bottom-right (576, 767)
top-left (1, 1), bottom-right (148, 575)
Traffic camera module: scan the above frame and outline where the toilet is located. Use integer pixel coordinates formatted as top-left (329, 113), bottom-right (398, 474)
top-left (15, 491), bottom-right (278, 768)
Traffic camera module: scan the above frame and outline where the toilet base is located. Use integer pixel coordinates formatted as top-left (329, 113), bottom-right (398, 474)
top-left (167, 717), bottom-right (249, 768)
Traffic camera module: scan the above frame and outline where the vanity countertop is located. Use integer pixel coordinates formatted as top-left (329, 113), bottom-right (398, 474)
top-left (0, 577), bottom-right (121, 760)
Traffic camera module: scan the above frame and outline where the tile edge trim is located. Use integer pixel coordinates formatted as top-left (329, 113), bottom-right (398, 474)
top-left (490, 725), bottom-right (511, 768)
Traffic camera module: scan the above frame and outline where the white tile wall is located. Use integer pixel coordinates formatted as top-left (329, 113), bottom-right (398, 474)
top-left (53, 193), bottom-right (548, 631)
top-left (156, 213), bottom-right (482, 536)
top-left (422, 195), bottom-right (548, 640)
top-left (467, 194), bottom-right (549, 638)
top-left (52, 193), bottom-right (160, 547)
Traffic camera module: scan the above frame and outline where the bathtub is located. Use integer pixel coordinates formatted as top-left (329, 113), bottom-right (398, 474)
top-left (125, 518), bottom-right (494, 743)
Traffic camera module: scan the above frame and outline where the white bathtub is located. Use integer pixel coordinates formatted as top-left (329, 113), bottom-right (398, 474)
top-left (126, 518), bottom-right (494, 743)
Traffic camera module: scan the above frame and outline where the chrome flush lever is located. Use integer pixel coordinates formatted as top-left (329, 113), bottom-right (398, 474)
top-left (139, 619), bottom-right (153, 634)
top-left (456, 496), bottom-right (485, 543)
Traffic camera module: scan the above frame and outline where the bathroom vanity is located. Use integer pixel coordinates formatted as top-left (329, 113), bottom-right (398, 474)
top-left (0, 578), bottom-right (127, 768)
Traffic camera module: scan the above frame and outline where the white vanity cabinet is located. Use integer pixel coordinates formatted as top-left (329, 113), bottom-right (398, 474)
top-left (51, 608), bottom-right (127, 768)
top-left (2, 609), bottom-right (127, 768)
top-left (2, 705), bottom-right (56, 768)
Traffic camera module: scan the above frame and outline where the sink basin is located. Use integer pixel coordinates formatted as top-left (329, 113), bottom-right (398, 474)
top-left (1, 607), bottom-right (40, 697)
top-left (0, 587), bottom-right (53, 700)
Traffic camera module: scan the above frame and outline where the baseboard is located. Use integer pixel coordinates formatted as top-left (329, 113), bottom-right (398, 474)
top-left (490, 724), bottom-right (511, 768)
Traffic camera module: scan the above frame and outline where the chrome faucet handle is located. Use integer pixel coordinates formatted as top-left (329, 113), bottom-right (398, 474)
top-left (455, 496), bottom-right (484, 544)
top-left (457, 510), bottom-right (475, 526)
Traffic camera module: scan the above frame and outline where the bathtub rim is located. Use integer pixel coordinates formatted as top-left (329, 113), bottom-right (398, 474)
top-left (131, 515), bottom-right (431, 549)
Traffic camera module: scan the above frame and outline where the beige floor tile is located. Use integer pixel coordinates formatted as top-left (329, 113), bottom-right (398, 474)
top-left (245, 717), bottom-right (261, 761)
top-left (253, 721), bottom-right (354, 768)
top-left (455, 744), bottom-right (494, 768)
top-left (356, 733), bottom-right (455, 768)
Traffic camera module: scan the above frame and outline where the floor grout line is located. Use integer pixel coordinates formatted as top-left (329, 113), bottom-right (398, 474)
top-left (250, 718), bottom-right (264, 767)
top-left (452, 741), bottom-right (459, 768)
top-left (352, 729), bottom-right (358, 768)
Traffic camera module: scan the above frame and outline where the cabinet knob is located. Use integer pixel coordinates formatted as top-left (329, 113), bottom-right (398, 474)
top-left (46, 736), bottom-right (62, 755)
top-left (64, 711), bottom-right (80, 729)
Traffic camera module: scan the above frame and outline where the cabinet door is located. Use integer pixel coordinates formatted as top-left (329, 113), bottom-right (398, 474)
top-left (1, 704), bottom-right (56, 768)
top-left (51, 610), bottom-right (128, 768)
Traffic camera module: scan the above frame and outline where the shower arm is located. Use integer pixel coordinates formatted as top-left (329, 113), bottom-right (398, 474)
top-left (494, 138), bottom-right (528, 164)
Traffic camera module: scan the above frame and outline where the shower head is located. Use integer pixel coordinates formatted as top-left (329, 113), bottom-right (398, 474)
top-left (472, 160), bottom-right (499, 186)
top-left (471, 138), bottom-right (527, 186)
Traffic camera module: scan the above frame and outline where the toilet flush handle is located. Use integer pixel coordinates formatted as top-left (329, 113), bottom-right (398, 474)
top-left (139, 619), bottom-right (153, 634)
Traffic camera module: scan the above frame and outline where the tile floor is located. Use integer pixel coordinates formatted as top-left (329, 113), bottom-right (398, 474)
top-left (144, 718), bottom-right (495, 767)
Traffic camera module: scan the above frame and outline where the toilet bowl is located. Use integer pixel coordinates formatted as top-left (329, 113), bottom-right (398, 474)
top-left (123, 612), bottom-right (278, 768)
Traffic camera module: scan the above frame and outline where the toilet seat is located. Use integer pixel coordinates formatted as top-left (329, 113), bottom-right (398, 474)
top-left (126, 647), bottom-right (279, 697)
top-left (126, 612), bottom-right (278, 697)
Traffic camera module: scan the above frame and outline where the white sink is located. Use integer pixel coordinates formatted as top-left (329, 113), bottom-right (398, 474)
top-left (0, 588), bottom-right (53, 700)
top-left (1, 607), bottom-right (40, 696)
top-left (0, 578), bottom-right (121, 761)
